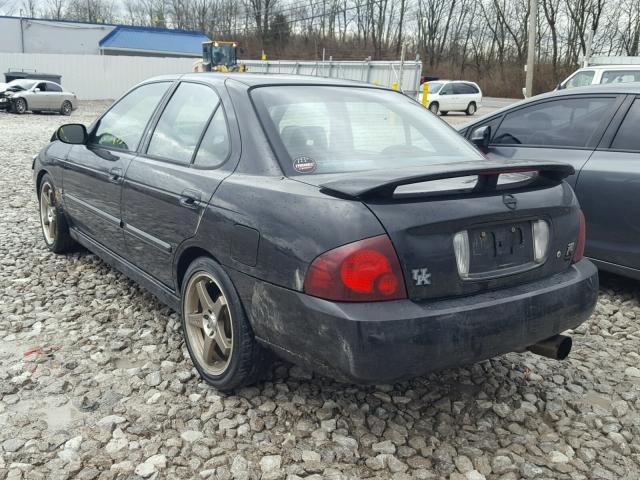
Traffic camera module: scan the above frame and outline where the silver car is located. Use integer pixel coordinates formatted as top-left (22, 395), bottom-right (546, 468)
top-left (1, 79), bottom-right (77, 115)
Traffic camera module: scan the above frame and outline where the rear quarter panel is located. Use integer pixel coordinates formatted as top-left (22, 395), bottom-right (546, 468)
top-left (195, 174), bottom-right (386, 291)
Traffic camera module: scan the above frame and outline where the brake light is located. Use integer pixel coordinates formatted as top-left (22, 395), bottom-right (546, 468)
top-left (304, 235), bottom-right (407, 302)
top-left (573, 210), bottom-right (586, 263)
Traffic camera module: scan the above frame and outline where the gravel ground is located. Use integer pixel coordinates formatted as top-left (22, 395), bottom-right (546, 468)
top-left (1, 102), bottom-right (640, 480)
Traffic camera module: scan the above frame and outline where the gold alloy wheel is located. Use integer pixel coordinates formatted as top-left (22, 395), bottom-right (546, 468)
top-left (183, 272), bottom-right (233, 376)
top-left (40, 182), bottom-right (56, 245)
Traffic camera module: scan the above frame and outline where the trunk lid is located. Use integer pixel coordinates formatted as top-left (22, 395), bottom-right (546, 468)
top-left (300, 160), bottom-right (581, 301)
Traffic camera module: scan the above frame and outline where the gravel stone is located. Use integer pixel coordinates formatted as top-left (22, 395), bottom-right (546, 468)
top-left (1, 104), bottom-right (640, 479)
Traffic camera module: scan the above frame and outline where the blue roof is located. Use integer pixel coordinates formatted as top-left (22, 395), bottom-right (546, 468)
top-left (99, 26), bottom-right (209, 55)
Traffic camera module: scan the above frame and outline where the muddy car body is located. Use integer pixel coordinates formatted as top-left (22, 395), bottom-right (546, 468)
top-left (33, 74), bottom-right (598, 390)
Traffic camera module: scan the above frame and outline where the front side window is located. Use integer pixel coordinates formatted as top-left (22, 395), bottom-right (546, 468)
top-left (426, 82), bottom-right (443, 94)
top-left (601, 70), bottom-right (640, 84)
top-left (564, 70), bottom-right (595, 89)
top-left (147, 82), bottom-right (219, 164)
top-left (440, 83), bottom-right (453, 95)
top-left (252, 86), bottom-right (484, 175)
top-left (35, 82), bottom-right (47, 92)
top-left (611, 99), bottom-right (640, 151)
top-left (91, 82), bottom-right (170, 152)
top-left (492, 97), bottom-right (615, 148)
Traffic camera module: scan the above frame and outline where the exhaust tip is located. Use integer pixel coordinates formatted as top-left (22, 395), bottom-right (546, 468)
top-left (527, 334), bottom-right (572, 360)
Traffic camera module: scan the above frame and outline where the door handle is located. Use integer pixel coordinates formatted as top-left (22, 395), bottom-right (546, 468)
top-left (108, 167), bottom-right (123, 184)
top-left (179, 189), bottom-right (201, 209)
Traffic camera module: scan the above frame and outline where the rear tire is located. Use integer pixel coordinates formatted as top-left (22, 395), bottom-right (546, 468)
top-left (465, 102), bottom-right (477, 115)
top-left (14, 98), bottom-right (27, 114)
top-left (61, 100), bottom-right (72, 116)
top-left (428, 102), bottom-right (439, 115)
top-left (39, 174), bottom-right (75, 253)
top-left (181, 257), bottom-right (270, 391)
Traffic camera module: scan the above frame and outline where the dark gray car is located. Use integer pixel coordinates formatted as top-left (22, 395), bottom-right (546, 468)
top-left (459, 83), bottom-right (640, 280)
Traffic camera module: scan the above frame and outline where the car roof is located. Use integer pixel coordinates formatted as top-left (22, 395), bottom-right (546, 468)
top-left (463, 82), bottom-right (640, 127)
top-left (579, 65), bottom-right (640, 71)
top-left (148, 72), bottom-right (383, 89)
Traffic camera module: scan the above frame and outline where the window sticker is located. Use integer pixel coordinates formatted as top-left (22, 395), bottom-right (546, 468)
top-left (293, 155), bottom-right (317, 173)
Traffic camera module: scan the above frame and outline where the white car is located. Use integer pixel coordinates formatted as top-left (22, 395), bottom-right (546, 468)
top-left (558, 65), bottom-right (640, 90)
top-left (420, 80), bottom-right (483, 116)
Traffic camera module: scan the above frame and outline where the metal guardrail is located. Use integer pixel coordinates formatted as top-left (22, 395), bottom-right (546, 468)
top-left (239, 59), bottom-right (423, 98)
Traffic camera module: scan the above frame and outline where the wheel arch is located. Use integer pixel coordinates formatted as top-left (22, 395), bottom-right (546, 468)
top-left (175, 245), bottom-right (221, 293)
top-left (35, 169), bottom-right (49, 197)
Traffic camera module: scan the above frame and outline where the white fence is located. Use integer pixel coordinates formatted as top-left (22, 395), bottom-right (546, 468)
top-left (0, 53), bottom-right (423, 100)
top-left (0, 53), bottom-right (194, 100)
top-left (241, 59), bottom-right (423, 97)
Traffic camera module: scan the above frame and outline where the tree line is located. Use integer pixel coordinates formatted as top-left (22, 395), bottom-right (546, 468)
top-left (3, 0), bottom-right (639, 96)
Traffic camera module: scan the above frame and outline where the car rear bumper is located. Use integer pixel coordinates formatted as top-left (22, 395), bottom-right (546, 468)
top-left (231, 259), bottom-right (598, 383)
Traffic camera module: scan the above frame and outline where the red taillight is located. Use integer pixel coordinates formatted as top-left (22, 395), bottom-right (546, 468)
top-left (304, 235), bottom-right (407, 302)
top-left (573, 210), bottom-right (586, 263)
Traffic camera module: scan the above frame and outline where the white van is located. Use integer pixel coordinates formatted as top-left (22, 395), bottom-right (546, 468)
top-left (558, 65), bottom-right (640, 90)
top-left (419, 80), bottom-right (483, 116)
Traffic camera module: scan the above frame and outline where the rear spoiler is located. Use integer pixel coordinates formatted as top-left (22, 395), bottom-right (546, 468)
top-left (319, 161), bottom-right (575, 199)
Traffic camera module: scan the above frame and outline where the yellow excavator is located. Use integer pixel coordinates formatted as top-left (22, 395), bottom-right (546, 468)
top-left (193, 41), bottom-right (247, 73)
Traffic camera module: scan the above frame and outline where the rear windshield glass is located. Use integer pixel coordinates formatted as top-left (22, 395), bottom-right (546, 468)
top-left (252, 86), bottom-right (483, 175)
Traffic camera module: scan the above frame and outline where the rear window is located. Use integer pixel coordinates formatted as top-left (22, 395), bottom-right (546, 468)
top-left (251, 86), bottom-right (483, 175)
top-left (600, 70), bottom-right (640, 84)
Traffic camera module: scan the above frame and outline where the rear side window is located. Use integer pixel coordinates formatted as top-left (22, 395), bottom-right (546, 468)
top-left (601, 70), bottom-right (640, 84)
top-left (48, 82), bottom-right (62, 92)
top-left (194, 106), bottom-right (231, 168)
top-left (91, 82), bottom-right (170, 152)
top-left (492, 97), bottom-right (615, 148)
top-left (147, 82), bottom-right (219, 164)
top-left (611, 99), bottom-right (640, 151)
top-left (564, 70), bottom-right (595, 89)
top-left (453, 83), bottom-right (478, 94)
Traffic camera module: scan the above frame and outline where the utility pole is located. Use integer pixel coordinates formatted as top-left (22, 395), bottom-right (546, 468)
top-left (583, 29), bottom-right (594, 67)
top-left (525, 0), bottom-right (537, 98)
top-left (398, 42), bottom-right (407, 92)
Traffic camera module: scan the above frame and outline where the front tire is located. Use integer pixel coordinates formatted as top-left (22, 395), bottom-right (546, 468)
top-left (465, 102), bottom-right (477, 115)
top-left (39, 174), bottom-right (75, 253)
top-left (14, 98), bottom-right (27, 114)
top-left (61, 100), bottom-right (72, 116)
top-left (181, 257), bottom-right (270, 391)
top-left (428, 102), bottom-right (439, 115)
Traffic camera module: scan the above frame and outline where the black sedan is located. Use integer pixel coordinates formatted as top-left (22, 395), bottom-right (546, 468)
top-left (459, 83), bottom-right (640, 280)
top-left (33, 74), bottom-right (598, 390)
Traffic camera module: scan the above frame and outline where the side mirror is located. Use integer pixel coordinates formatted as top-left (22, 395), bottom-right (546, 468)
top-left (556, 82), bottom-right (565, 91)
top-left (471, 125), bottom-right (491, 152)
top-left (56, 124), bottom-right (88, 145)
top-left (34, 88), bottom-right (41, 93)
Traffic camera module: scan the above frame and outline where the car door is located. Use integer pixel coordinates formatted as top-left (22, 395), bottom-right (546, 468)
top-left (44, 82), bottom-right (63, 110)
top-left (121, 81), bottom-right (238, 288)
top-left (574, 95), bottom-right (640, 271)
top-left (29, 82), bottom-right (48, 110)
top-left (452, 82), bottom-right (471, 110)
top-left (62, 81), bottom-right (172, 256)
top-left (438, 82), bottom-right (455, 111)
top-left (477, 94), bottom-right (623, 188)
